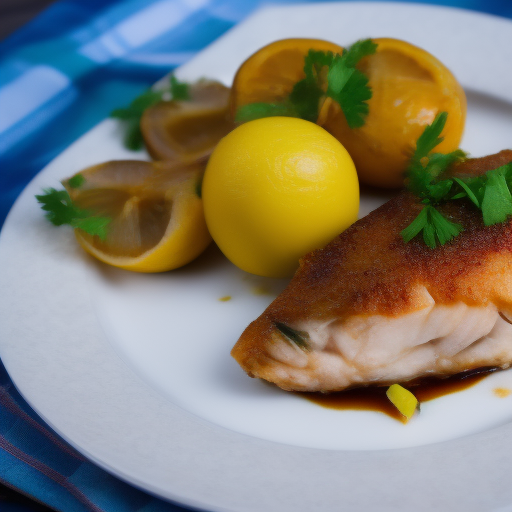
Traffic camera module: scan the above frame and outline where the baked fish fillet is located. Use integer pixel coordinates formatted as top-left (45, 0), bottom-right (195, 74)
top-left (232, 151), bottom-right (512, 392)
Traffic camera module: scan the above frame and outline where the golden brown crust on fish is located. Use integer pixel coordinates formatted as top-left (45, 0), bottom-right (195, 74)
top-left (232, 151), bottom-right (512, 383)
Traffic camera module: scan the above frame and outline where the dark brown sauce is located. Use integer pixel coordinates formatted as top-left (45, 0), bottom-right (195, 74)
top-left (297, 367), bottom-right (497, 423)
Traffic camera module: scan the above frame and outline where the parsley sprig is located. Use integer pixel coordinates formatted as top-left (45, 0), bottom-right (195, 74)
top-left (36, 181), bottom-right (111, 240)
top-left (401, 204), bottom-right (464, 248)
top-left (402, 112), bottom-right (512, 248)
top-left (111, 74), bottom-right (190, 150)
top-left (236, 39), bottom-right (377, 128)
top-left (326, 39), bottom-right (376, 128)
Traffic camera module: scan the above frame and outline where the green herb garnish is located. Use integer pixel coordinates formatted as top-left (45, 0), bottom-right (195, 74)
top-left (479, 166), bottom-right (512, 225)
top-left (111, 74), bottom-right (190, 150)
top-left (401, 204), bottom-right (464, 249)
top-left (236, 39), bottom-right (377, 128)
top-left (401, 112), bottom-right (465, 248)
top-left (110, 89), bottom-right (163, 150)
top-left (170, 75), bottom-right (190, 101)
top-left (36, 188), bottom-right (111, 240)
top-left (68, 173), bottom-right (85, 189)
top-left (235, 102), bottom-right (296, 122)
top-left (326, 39), bottom-right (377, 128)
top-left (402, 112), bottom-right (512, 248)
top-left (275, 322), bottom-right (310, 351)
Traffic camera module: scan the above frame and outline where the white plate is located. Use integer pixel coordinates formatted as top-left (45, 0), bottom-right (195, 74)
top-left (1, 2), bottom-right (512, 511)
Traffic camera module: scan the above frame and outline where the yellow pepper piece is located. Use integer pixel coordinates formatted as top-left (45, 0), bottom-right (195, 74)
top-left (386, 384), bottom-right (418, 420)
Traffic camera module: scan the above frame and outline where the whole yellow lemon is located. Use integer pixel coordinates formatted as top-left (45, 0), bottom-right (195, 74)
top-left (202, 117), bottom-right (359, 278)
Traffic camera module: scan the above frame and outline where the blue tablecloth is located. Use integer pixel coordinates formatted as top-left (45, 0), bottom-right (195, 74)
top-left (1, 1), bottom-right (511, 510)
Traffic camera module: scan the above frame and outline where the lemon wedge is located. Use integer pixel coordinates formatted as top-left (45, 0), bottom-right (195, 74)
top-left (63, 159), bottom-right (211, 272)
top-left (229, 38), bottom-right (343, 121)
top-left (141, 80), bottom-right (233, 162)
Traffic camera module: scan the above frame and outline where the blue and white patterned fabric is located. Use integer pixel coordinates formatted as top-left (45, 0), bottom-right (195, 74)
top-left (0, 1), bottom-right (511, 510)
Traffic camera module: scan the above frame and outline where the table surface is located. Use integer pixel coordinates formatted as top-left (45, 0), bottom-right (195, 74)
top-left (1, 3), bottom-right (58, 511)
top-left (0, 484), bottom-right (53, 511)
top-left (0, 0), bottom-right (56, 42)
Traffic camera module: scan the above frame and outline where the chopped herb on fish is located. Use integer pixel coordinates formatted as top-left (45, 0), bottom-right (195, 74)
top-left (402, 113), bottom-right (512, 248)
top-left (274, 322), bottom-right (310, 351)
top-left (401, 205), bottom-right (463, 249)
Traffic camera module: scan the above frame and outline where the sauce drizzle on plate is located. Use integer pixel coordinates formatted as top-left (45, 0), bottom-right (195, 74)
top-left (298, 367), bottom-right (497, 422)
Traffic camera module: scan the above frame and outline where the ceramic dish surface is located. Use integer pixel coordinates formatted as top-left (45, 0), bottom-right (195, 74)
top-left (1, 3), bottom-right (512, 511)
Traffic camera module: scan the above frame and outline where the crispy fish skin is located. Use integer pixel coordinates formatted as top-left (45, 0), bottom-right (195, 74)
top-left (232, 150), bottom-right (512, 392)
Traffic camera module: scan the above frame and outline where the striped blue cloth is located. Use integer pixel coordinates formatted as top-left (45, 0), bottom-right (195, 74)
top-left (1, 1), bottom-right (511, 511)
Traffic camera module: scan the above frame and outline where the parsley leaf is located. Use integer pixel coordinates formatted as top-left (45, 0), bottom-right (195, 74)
top-left (287, 49), bottom-right (336, 122)
top-left (425, 177), bottom-right (454, 202)
top-left (406, 113), bottom-right (466, 197)
top-left (288, 78), bottom-right (324, 122)
top-left (428, 206), bottom-right (464, 246)
top-left (413, 111), bottom-right (448, 163)
top-left (235, 39), bottom-right (376, 128)
top-left (401, 205), bottom-right (463, 248)
top-left (328, 62), bottom-right (371, 128)
top-left (452, 177), bottom-right (480, 207)
top-left (401, 206), bottom-right (429, 243)
top-left (73, 216), bottom-right (111, 239)
top-left (481, 166), bottom-right (512, 225)
top-left (111, 74), bottom-right (190, 150)
top-left (448, 165), bottom-right (512, 226)
top-left (303, 49), bottom-right (335, 82)
top-left (406, 112), bottom-right (466, 199)
top-left (326, 39), bottom-right (377, 128)
top-left (68, 174), bottom-right (85, 189)
top-left (401, 112), bottom-right (467, 248)
top-left (235, 49), bottom-right (336, 124)
top-left (235, 102), bottom-right (296, 123)
top-left (170, 75), bottom-right (189, 100)
top-left (111, 89), bottom-right (163, 150)
top-left (403, 113), bottom-right (512, 249)
top-left (344, 39), bottom-right (378, 68)
top-left (36, 188), bottom-right (111, 240)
